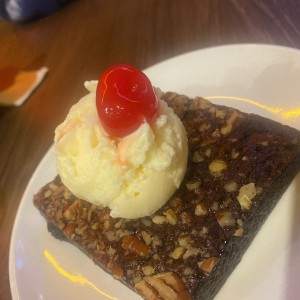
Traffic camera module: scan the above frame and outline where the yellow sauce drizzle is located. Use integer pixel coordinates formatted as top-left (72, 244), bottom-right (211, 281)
top-left (44, 250), bottom-right (118, 300)
top-left (205, 96), bottom-right (300, 119)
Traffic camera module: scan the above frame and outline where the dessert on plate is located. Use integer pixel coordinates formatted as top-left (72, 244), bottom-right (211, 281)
top-left (34, 65), bottom-right (300, 300)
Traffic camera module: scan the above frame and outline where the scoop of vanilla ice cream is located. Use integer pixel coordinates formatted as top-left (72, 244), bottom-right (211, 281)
top-left (54, 81), bottom-right (188, 219)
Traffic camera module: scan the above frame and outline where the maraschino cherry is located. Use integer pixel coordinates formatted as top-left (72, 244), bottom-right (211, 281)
top-left (96, 64), bottom-right (158, 138)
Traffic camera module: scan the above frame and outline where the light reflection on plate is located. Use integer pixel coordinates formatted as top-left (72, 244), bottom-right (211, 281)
top-left (9, 44), bottom-right (300, 300)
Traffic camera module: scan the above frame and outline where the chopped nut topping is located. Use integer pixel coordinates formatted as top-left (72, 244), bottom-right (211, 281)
top-left (54, 209), bottom-right (63, 221)
top-left (221, 123), bottom-right (232, 135)
top-left (237, 218), bottom-right (244, 227)
top-left (186, 180), bottom-right (200, 191)
top-left (141, 230), bottom-right (152, 245)
top-left (114, 219), bottom-right (124, 229)
top-left (151, 235), bottom-right (162, 249)
top-left (96, 241), bottom-right (105, 251)
top-left (209, 160), bottom-right (227, 176)
top-left (170, 246), bottom-right (185, 259)
top-left (163, 209), bottom-right (177, 225)
top-left (103, 220), bottom-right (110, 231)
top-left (53, 185), bottom-right (65, 196)
top-left (75, 225), bottom-right (88, 236)
top-left (91, 222), bottom-right (100, 230)
top-left (87, 206), bottom-right (94, 222)
top-left (195, 203), bottom-right (207, 216)
top-left (209, 107), bottom-right (216, 114)
top-left (153, 254), bottom-right (160, 260)
top-left (234, 228), bottom-right (244, 236)
top-left (256, 186), bottom-right (263, 194)
top-left (122, 235), bottom-right (149, 257)
top-left (205, 148), bottom-right (211, 157)
top-left (211, 202), bottom-right (219, 211)
top-left (198, 257), bottom-right (218, 275)
top-left (105, 230), bottom-right (118, 242)
top-left (135, 272), bottom-right (191, 300)
top-left (170, 197), bottom-right (182, 208)
top-left (224, 181), bottom-right (238, 193)
top-left (183, 268), bottom-right (193, 276)
top-left (197, 98), bottom-right (212, 110)
top-left (200, 227), bottom-right (209, 237)
top-left (152, 215), bottom-right (168, 225)
top-left (63, 190), bottom-right (72, 200)
top-left (198, 122), bottom-right (211, 132)
top-left (133, 276), bottom-right (143, 284)
top-left (107, 247), bottom-right (116, 257)
top-left (212, 129), bottom-right (221, 138)
top-left (63, 222), bottom-right (77, 239)
top-left (179, 235), bottom-right (194, 249)
top-left (226, 110), bottom-right (240, 125)
top-left (181, 212), bottom-right (192, 224)
top-left (49, 183), bottom-right (58, 191)
top-left (182, 248), bottom-right (200, 260)
top-left (216, 109), bottom-right (226, 119)
top-left (107, 261), bottom-right (123, 279)
top-left (63, 200), bottom-right (79, 221)
top-left (231, 149), bottom-right (240, 159)
top-left (237, 183), bottom-right (257, 210)
top-left (142, 265), bottom-right (155, 276)
top-left (217, 211), bottom-right (235, 227)
top-left (237, 195), bottom-right (252, 210)
top-left (44, 190), bottom-right (52, 198)
top-left (192, 151), bottom-right (204, 163)
top-left (220, 110), bottom-right (240, 136)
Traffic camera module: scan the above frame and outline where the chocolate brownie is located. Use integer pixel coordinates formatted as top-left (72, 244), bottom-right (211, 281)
top-left (34, 92), bottom-right (300, 300)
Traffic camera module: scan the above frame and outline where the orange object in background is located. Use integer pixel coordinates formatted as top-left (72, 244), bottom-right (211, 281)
top-left (0, 67), bottom-right (48, 106)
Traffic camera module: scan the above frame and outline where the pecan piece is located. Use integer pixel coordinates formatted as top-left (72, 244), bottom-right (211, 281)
top-left (63, 222), bottom-right (77, 239)
top-left (135, 272), bottom-right (191, 300)
top-left (237, 183), bottom-right (256, 210)
top-left (209, 160), bottom-right (227, 176)
top-left (163, 209), bottom-right (177, 225)
top-left (198, 257), bottom-right (218, 275)
top-left (63, 199), bottom-right (80, 221)
top-left (107, 260), bottom-right (123, 280)
top-left (122, 235), bottom-right (149, 257)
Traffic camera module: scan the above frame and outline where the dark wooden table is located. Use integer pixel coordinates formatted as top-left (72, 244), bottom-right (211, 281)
top-left (1, 0), bottom-right (300, 298)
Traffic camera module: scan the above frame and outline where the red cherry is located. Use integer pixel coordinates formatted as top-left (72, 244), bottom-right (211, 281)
top-left (96, 64), bottom-right (158, 138)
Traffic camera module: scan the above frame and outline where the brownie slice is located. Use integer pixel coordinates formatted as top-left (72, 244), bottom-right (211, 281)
top-left (34, 92), bottom-right (300, 300)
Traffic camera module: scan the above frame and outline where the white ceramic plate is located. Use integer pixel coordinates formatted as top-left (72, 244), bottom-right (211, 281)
top-left (9, 44), bottom-right (300, 300)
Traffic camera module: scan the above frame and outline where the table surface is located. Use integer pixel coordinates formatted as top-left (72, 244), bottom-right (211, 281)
top-left (1, 0), bottom-right (300, 298)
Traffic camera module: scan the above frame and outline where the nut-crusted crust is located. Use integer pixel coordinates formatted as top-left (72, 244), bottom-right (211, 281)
top-left (34, 92), bottom-right (300, 300)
